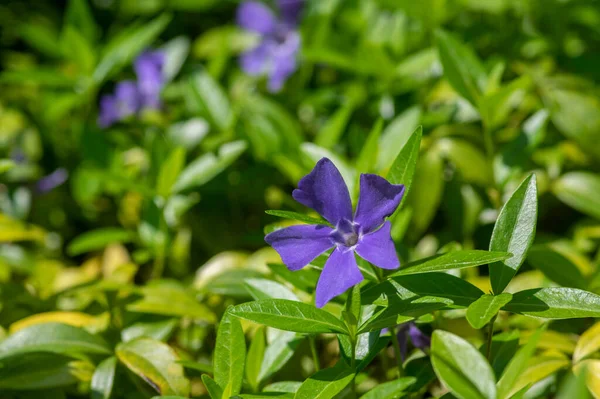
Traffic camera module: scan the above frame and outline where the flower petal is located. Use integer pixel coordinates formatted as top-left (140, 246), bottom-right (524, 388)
top-left (237, 1), bottom-right (277, 35)
top-left (98, 95), bottom-right (117, 127)
top-left (355, 221), bottom-right (399, 270)
top-left (268, 31), bottom-right (300, 92)
top-left (409, 323), bottom-right (431, 350)
top-left (292, 158), bottom-right (353, 225)
top-left (265, 224), bottom-right (334, 271)
top-left (354, 174), bottom-right (405, 233)
top-left (315, 248), bottom-right (363, 308)
top-left (240, 40), bottom-right (274, 76)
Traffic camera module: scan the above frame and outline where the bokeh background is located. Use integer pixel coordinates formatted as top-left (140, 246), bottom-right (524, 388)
top-left (1, 0), bottom-right (600, 397)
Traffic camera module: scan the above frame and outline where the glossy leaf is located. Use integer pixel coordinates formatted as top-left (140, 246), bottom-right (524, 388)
top-left (489, 174), bottom-right (537, 294)
top-left (265, 210), bottom-right (329, 227)
top-left (294, 361), bottom-right (355, 399)
top-left (116, 338), bottom-right (190, 396)
top-left (360, 377), bottom-right (416, 399)
top-left (503, 288), bottom-right (600, 319)
top-left (391, 250), bottom-right (511, 277)
top-left (202, 374), bottom-right (223, 399)
top-left (246, 326), bottom-right (266, 391)
top-left (466, 293), bottom-right (513, 329)
top-left (431, 330), bottom-right (496, 399)
top-left (91, 357), bottom-right (117, 399)
top-left (229, 299), bottom-right (349, 335)
top-left (214, 312), bottom-right (246, 395)
top-left (386, 126), bottom-right (422, 207)
top-left (527, 245), bottom-right (587, 289)
top-left (377, 106), bottom-right (421, 172)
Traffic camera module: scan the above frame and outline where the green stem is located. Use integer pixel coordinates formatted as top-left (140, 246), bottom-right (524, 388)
top-left (389, 326), bottom-right (404, 378)
top-left (350, 336), bottom-right (357, 398)
top-left (309, 335), bottom-right (320, 372)
top-left (486, 315), bottom-right (497, 361)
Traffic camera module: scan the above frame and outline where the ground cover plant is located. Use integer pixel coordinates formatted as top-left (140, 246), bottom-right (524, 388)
top-left (1, 0), bottom-right (600, 398)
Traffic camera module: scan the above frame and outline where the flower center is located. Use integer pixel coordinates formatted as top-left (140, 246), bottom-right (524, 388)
top-left (331, 219), bottom-right (360, 248)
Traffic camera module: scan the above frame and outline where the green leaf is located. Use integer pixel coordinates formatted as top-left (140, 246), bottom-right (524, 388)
top-left (377, 106), bottom-right (421, 172)
top-left (228, 299), bottom-right (349, 335)
top-left (360, 377), bottom-right (416, 399)
top-left (0, 159), bottom-right (15, 174)
top-left (489, 174), bottom-right (537, 294)
top-left (434, 138), bottom-right (491, 185)
top-left (116, 338), bottom-right (190, 397)
top-left (0, 353), bottom-right (78, 390)
top-left (355, 119), bottom-right (383, 175)
top-left (91, 356), bottom-right (117, 399)
top-left (93, 14), bottom-right (172, 84)
top-left (315, 103), bottom-right (355, 149)
top-left (390, 250), bottom-right (512, 277)
top-left (435, 29), bottom-right (487, 106)
top-left (553, 172), bottom-right (600, 220)
top-left (503, 287), bottom-right (600, 319)
top-left (294, 361), bottom-right (355, 399)
top-left (338, 332), bottom-right (390, 372)
top-left (431, 330), bottom-right (496, 399)
top-left (177, 360), bottom-right (213, 374)
top-left (188, 70), bottom-right (232, 130)
top-left (0, 323), bottom-right (111, 360)
top-left (214, 312), bottom-right (246, 395)
top-left (506, 354), bottom-right (570, 398)
top-left (246, 326), bottom-right (266, 391)
top-left (466, 294), bottom-right (513, 329)
top-left (358, 299), bottom-right (446, 334)
top-left (161, 36), bottom-right (190, 82)
top-left (574, 322), bottom-right (600, 363)
top-left (265, 210), bottom-right (329, 226)
top-left (485, 331), bottom-right (520, 379)
top-left (406, 149), bottom-right (444, 236)
top-left (263, 381), bottom-right (302, 393)
top-left (65, 0), bottom-right (98, 43)
top-left (258, 332), bottom-right (303, 383)
top-left (386, 126), bottom-right (422, 208)
top-left (172, 140), bottom-right (246, 192)
top-left (526, 245), bottom-right (587, 289)
top-left (245, 278), bottom-right (299, 301)
top-left (67, 228), bottom-right (135, 256)
top-left (496, 327), bottom-right (544, 399)
top-left (202, 374), bottom-right (223, 399)
top-left (121, 319), bottom-right (178, 343)
top-left (157, 147), bottom-right (186, 197)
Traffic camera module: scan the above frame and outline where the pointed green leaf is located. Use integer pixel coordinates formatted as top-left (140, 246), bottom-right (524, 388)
top-left (157, 147), bottom-right (186, 197)
top-left (503, 287), bottom-right (600, 319)
top-left (202, 374), bottom-right (223, 399)
top-left (246, 326), bottom-right (266, 391)
top-left (295, 361), bottom-right (355, 399)
top-left (265, 210), bottom-right (330, 226)
top-left (356, 119), bottom-right (383, 175)
top-left (360, 377), bottom-right (416, 399)
top-left (315, 103), bottom-right (354, 149)
top-left (214, 312), bottom-right (246, 395)
top-left (391, 250), bottom-right (512, 277)
top-left (377, 106), bottom-right (421, 172)
top-left (387, 126), bottom-right (422, 208)
top-left (489, 174), bottom-right (537, 294)
top-left (229, 299), bottom-right (349, 335)
top-left (553, 172), bottom-right (600, 220)
top-left (431, 330), bottom-right (496, 399)
top-left (91, 357), bottom-right (117, 399)
top-left (466, 294), bottom-right (513, 329)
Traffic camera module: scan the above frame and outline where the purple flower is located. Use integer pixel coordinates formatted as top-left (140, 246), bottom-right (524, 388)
top-left (237, 0), bottom-right (304, 92)
top-left (98, 80), bottom-right (139, 128)
top-left (265, 158), bottom-right (405, 308)
top-left (36, 168), bottom-right (68, 193)
top-left (134, 50), bottom-right (165, 110)
top-left (396, 323), bottom-right (431, 361)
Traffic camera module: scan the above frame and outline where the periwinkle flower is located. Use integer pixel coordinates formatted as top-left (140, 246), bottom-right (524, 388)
top-left (396, 322), bottom-right (431, 361)
top-left (237, 0), bottom-right (304, 92)
top-left (98, 80), bottom-right (140, 128)
top-left (36, 168), bottom-right (68, 193)
top-left (265, 158), bottom-right (405, 307)
top-left (134, 50), bottom-right (165, 110)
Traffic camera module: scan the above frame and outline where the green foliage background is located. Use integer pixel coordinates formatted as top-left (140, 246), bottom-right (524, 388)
top-left (1, 0), bottom-right (600, 398)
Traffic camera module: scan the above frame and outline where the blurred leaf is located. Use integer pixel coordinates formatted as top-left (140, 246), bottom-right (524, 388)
top-left (574, 322), bottom-right (600, 363)
top-left (156, 147), bottom-right (186, 197)
top-left (0, 353), bottom-right (78, 390)
top-left (0, 159), bottom-right (15, 173)
top-left (9, 311), bottom-right (107, 334)
top-left (507, 354), bottom-right (570, 398)
top-left (62, 26), bottom-right (96, 74)
top-left (265, 210), bottom-right (329, 226)
top-left (93, 14), bottom-right (172, 84)
top-left (172, 140), bottom-right (246, 192)
top-left (65, 0), bottom-right (98, 43)
top-left (435, 30), bottom-right (487, 106)
top-left (91, 356), bottom-right (117, 399)
top-left (315, 103), bottom-right (355, 149)
top-left (214, 312), bottom-right (246, 395)
top-left (294, 361), bottom-right (355, 399)
top-left (466, 293), bottom-right (513, 329)
top-left (127, 285), bottom-right (216, 322)
top-left (480, 76), bottom-right (530, 131)
top-left (20, 23), bottom-right (63, 58)
top-left (377, 106), bottom-right (421, 172)
top-left (0, 69), bottom-right (75, 87)
top-left (258, 332), bottom-right (303, 383)
top-left (386, 126), bottom-right (422, 207)
top-left (435, 138), bottom-right (490, 185)
top-left (121, 319), bottom-right (178, 343)
top-left (355, 119), bottom-right (383, 175)
top-left (245, 278), bottom-right (299, 301)
top-left (504, 287), bottom-right (600, 318)
top-left (360, 377), bottom-right (416, 399)
top-left (390, 250), bottom-right (512, 277)
top-left (116, 338), bottom-right (190, 396)
top-left (553, 172), bottom-right (600, 220)
top-left (496, 328), bottom-right (544, 399)
top-left (229, 299), bottom-right (349, 334)
top-left (161, 36), bottom-right (190, 82)
top-left (358, 299), bottom-right (446, 333)
top-left (407, 148), bottom-right (444, 236)
top-left (67, 228), bottom-right (135, 256)
top-left (202, 374), bottom-right (223, 399)
top-left (431, 330), bottom-right (496, 399)
top-left (188, 70), bottom-right (232, 130)
top-left (0, 323), bottom-right (111, 360)
top-left (489, 174), bottom-right (537, 294)
top-left (527, 245), bottom-right (587, 289)
top-left (246, 326), bottom-right (266, 391)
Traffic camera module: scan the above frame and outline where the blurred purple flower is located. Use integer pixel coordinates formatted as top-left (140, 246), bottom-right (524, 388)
top-left (134, 50), bottom-right (165, 110)
top-left (265, 158), bottom-right (404, 308)
top-left (36, 168), bottom-right (68, 194)
top-left (237, 0), bottom-right (304, 92)
top-left (395, 323), bottom-right (431, 361)
top-left (98, 81), bottom-right (139, 128)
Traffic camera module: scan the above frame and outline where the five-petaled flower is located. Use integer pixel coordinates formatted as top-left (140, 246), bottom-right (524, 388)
top-left (237, 0), bottom-right (304, 92)
top-left (265, 157), bottom-right (405, 308)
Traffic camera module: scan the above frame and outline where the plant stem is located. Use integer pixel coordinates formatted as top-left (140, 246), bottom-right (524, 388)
top-left (389, 326), bottom-right (404, 378)
top-left (486, 315), bottom-right (498, 361)
top-left (309, 335), bottom-right (320, 372)
top-left (350, 336), bottom-right (357, 398)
